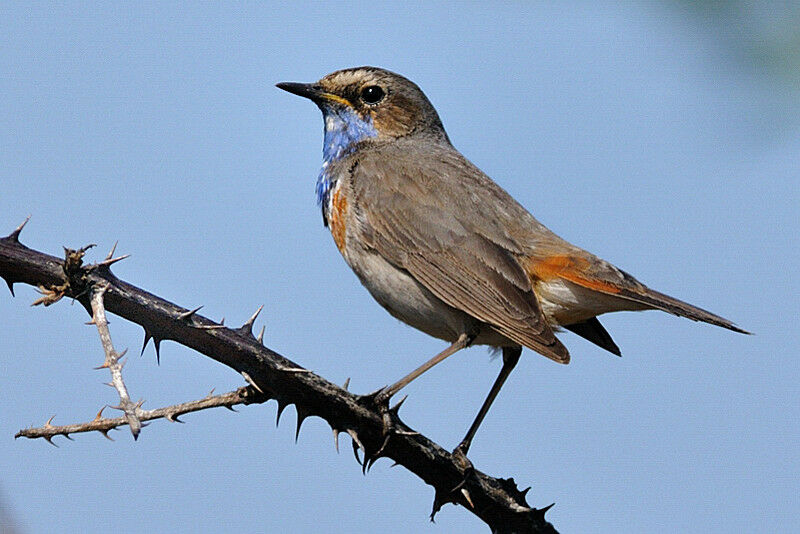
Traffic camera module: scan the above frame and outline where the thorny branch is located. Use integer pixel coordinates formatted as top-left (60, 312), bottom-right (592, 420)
top-left (0, 219), bottom-right (559, 534)
top-left (15, 386), bottom-right (265, 443)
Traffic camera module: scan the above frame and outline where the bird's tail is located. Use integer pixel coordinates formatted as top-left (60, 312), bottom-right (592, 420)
top-left (619, 286), bottom-right (750, 334)
top-left (524, 251), bottom-right (750, 334)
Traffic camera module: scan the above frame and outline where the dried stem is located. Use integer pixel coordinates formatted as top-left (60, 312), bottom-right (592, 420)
top-left (89, 283), bottom-right (142, 439)
top-left (15, 386), bottom-right (265, 442)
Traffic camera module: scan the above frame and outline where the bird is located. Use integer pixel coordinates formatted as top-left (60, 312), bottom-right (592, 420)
top-left (277, 66), bottom-right (748, 457)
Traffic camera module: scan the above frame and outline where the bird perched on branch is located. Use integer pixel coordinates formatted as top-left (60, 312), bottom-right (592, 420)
top-left (277, 66), bottom-right (747, 457)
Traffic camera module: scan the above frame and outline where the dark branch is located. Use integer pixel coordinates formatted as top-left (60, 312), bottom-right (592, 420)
top-left (0, 225), bottom-right (558, 534)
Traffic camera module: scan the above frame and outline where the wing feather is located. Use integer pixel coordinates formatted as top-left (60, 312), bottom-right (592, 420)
top-left (350, 148), bottom-right (570, 362)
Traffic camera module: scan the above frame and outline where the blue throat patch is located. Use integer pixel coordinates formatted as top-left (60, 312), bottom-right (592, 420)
top-left (316, 106), bottom-right (377, 212)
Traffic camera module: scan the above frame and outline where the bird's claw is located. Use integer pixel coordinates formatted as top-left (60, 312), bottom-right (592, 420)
top-left (356, 386), bottom-right (391, 409)
top-left (451, 440), bottom-right (474, 471)
top-left (447, 442), bottom-right (478, 509)
top-left (355, 387), bottom-right (401, 470)
top-left (429, 445), bottom-right (479, 518)
top-left (451, 441), bottom-right (476, 482)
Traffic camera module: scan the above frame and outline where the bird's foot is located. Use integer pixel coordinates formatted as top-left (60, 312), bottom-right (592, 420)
top-left (356, 386), bottom-right (391, 410)
top-left (452, 439), bottom-right (475, 477)
top-left (444, 440), bottom-right (477, 510)
top-left (430, 442), bottom-right (479, 518)
top-left (355, 387), bottom-right (395, 470)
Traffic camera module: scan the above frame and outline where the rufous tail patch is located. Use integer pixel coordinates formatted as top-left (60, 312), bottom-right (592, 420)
top-left (526, 254), bottom-right (622, 294)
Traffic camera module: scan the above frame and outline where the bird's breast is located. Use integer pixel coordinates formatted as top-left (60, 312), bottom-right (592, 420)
top-left (341, 238), bottom-right (497, 345)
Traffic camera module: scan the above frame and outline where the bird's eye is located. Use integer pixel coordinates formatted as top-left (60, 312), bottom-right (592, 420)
top-left (360, 85), bottom-right (385, 104)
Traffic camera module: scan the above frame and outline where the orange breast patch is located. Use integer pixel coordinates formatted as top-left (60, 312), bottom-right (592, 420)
top-left (329, 189), bottom-right (348, 254)
top-left (526, 254), bottom-right (621, 294)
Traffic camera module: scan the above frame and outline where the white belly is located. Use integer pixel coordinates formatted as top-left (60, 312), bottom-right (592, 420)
top-left (342, 243), bottom-right (511, 346)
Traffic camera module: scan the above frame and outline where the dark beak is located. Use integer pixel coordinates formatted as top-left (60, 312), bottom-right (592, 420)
top-left (276, 82), bottom-right (351, 107)
top-left (276, 82), bottom-right (323, 101)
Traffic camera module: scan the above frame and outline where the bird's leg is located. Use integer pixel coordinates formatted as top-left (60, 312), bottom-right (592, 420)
top-left (454, 345), bottom-right (522, 459)
top-left (375, 331), bottom-right (473, 404)
top-left (356, 332), bottom-right (473, 465)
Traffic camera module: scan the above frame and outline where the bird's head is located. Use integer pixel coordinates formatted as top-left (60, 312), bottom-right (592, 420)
top-left (278, 66), bottom-right (449, 162)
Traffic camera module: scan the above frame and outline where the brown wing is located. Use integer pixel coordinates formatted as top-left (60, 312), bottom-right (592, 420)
top-left (349, 149), bottom-right (570, 363)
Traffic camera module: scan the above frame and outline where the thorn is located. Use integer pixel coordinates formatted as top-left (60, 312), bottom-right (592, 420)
top-left (430, 489), bottom-right (448, 522)
top-left (275, 400), bottom-right (287, 427)
top-left (6, 215), bottom-right (30, 243)
top-left (257, 325), bottom-right (265, 344)
top-left (44, 436), bottom-right (58, 448)
top-left (207, 387), bottom-right (216, 397)
top-left (105, 241), bottom-right (118, 261)
top-left (521, 486), bottom-right (531, 499)
top-left (342, 377), bottom-right (350, 391)
top-left (347, 429), bottom-right (365, 466)
top-left (333, 428), bottom-right (340, 453)
top-left (389, 394), bottom-right (408, 416)
top-left (240, 305), bottom-right (264, 335)
top-left (240, 371), bottom-right (264, 394)
top-left (141, 330), bottom-right (152, 356)
top-left (351, 436), bottom-right (363, 466)
top-left (62, 433), bottom-right (75, 441)
top-left (177, 305), bottom-right (203, 321)
top-left (94, 406), bottom-right (106, 421)
top-left (166, 413), bottom-right (184, 423)
top-left (93, 362), bottom-right (110, 370)
top-left (369, 432), bottom-right (392, 466)
top-left (220, 317), bottom-right (225, 325)
top-left (347, 429), bottom-right (364, 451)
top-left (534, 503), bottom-right (556, 520)
top-left (85, 319), bottom-right (96, 325)
top-left (118, 347), bottom-right (128, 360)
top-left (363, 452), bottom-right (381, 475)
top-left (96, 254), bottom-right (130, 269)
top-left (460, 488), bottom-right (474, 509)
top-left (294, 407), bottom-right (309, 442)
top-left (100, 429), bottom-right (114, 441)
top-left (432, 473), bottom-right (475, 519)
top-left (4, 278), bottom-right (15, 297)
top-left (153, 338), bottom-right (162, 364)
top-left (277, 365), bottom-right (311, 373)
top-left (45, 415), bottom-right (56, 428)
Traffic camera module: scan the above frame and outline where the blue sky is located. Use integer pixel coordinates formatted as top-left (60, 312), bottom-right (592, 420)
top-left (1, 3), bottom-right (798, 533)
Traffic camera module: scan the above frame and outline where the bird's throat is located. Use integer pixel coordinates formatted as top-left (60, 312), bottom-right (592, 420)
top-left (321, 108), bottom-right (376, 163)
top-left (316, 107), bottom-right (377, 215)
